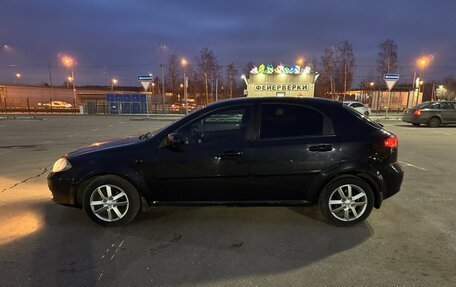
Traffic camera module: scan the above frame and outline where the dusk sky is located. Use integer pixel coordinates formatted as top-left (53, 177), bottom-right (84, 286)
top-left (1, 0), bottom-right (455, 86)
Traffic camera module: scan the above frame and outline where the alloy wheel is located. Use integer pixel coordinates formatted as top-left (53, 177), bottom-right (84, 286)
top-left (328, 184), bottom-right (368, 222)
top-left (89, 184), bottom-right (129, 222)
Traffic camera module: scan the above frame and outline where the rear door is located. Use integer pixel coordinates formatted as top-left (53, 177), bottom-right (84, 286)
top-left (248, 103), bottom-right (339, 201)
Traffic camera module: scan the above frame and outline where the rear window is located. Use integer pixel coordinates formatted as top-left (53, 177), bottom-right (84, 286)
top-left (342, 105), bottom-right (383, 129)
top-left (414, 102), bottom-right (431, 109)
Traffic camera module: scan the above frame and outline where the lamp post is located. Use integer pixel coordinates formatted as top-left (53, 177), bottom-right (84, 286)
top-left (181, 58), bottom-right (188, 114)
top-left (369, 81), bottom-right (375, 109)
top-left (410, 56), bottom-right (431, 107)
top-left (61, 55), bottom-right (76, 108)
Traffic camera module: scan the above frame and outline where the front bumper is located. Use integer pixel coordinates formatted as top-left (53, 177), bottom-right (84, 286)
top-left (47, 172), bottom-right (79, 207)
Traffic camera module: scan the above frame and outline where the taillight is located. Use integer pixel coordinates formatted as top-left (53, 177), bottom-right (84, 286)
top-left (384, 136), bottom-right (398, 148)
top-left (414, 109), bottom-right (421, 116)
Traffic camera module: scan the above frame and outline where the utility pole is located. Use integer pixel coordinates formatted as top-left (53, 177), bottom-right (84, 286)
top-left (229, 70), bottom-right (232, 99)
top-left (110, 72), bottom-right (113, 91)
top-left (215, 77), bottom-right (218, 102)
top-left (158, 42), bottom-right (166, 113)
top-left (48, 62), bottom-right (55, 99)
top-left (344, 62), bottom-right (347, 101)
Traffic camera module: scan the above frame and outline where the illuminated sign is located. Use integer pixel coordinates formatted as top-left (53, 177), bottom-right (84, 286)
top-left (254, 84), bottom-right (309, 91)
top-left (250, 64), bottom-right (311, 75)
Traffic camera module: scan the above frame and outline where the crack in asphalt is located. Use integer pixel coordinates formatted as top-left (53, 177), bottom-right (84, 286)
top-left (0, 164), bottom-right (51, 193)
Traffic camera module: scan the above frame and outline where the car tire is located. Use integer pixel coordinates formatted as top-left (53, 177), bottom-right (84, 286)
top-left (319, 177), bottom-right (374, 227)
top-left (83, 175), bottom-right (141, 226)
top-left (412, 123), bottom-right (420, 126)
top-left (428, 117), bottom-right (441, 128)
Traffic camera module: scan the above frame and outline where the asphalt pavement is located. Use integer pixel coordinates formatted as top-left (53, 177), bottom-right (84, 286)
top-left (0, 116), bottom-right (455, 286)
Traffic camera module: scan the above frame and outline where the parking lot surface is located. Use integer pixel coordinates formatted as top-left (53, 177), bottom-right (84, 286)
top-left (0, 116), bottom-right (455, 286)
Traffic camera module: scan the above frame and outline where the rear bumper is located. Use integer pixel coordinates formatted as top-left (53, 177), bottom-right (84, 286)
top-left (402, 114), bottom-right (429, 124)
top-left (381, 162), bottom-right (404, 199)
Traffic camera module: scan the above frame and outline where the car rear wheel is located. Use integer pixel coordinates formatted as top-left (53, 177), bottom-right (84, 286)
top-left (428, 117), bottom-right (441, 128)
top-left (83, 175), bottom-right (140, 226)
top-left (319, 177), bottom-right (374, 226)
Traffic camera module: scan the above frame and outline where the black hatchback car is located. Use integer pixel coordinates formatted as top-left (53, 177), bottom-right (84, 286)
top-left (48, 97), bottom-right (403, 226)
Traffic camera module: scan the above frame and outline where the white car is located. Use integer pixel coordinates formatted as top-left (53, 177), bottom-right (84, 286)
top-left (343, 101), bottom-right (372, 116)
top-left (43, 101), bottom-right (73, 109)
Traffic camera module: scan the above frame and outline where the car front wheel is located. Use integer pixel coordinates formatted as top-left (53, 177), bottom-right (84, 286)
top-left (319, 177), bottom-right (374, 226)
top-left (83, 175), bottom-right (140, 226)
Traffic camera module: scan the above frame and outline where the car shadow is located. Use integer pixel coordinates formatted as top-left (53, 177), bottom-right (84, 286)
top-left (3, 202), bottom-right (373, 286)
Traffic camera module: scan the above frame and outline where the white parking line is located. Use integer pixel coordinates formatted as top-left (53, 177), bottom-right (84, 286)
top-left (432, 132), bottom-right (453, 136)
top-left (399, 161), bottom-right (427, 171)
top-left (43, 141), bottom-right (52, 144)
top-left (91, 128), bottom-right (100, 132)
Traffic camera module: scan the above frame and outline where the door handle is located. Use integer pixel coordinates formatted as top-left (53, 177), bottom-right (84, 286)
top-left (308, 144), bottom-right (333, 152)
top-left (217, 151), bottom-right (244, 159)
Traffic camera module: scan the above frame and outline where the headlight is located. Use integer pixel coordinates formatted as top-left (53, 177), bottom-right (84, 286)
top-left (52, 158), bottom-right (72, 172)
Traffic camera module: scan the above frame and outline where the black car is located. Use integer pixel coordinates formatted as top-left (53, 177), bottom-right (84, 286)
top-left (402, 101), bottom-right (456, 127)
top-left (48, 97), bottom-right (403, 227)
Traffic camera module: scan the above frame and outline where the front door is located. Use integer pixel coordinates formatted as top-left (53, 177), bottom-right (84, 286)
top-left (154, 104), bottom-right (253, 201)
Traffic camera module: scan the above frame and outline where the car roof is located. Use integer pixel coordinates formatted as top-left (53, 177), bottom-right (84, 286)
top-left (209, 97), bottom-right (342, 108)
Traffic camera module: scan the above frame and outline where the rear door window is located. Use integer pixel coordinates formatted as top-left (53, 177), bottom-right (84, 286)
top-left (259, 104), bottom-right (329, 139)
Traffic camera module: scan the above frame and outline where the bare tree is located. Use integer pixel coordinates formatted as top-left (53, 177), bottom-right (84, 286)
top-left (226, 63), bottom-right (237, 99)
top-left (197, 48), bottom-right (220, 105)
top-left (336, 40), bottom-right (355, 94)
top-left (166, 54), bottom-right (181, 102)
top-left (377, 38), bottom-right (398, 75)
top-left (437, 78), bottom-right (456, 100)
top-left (320, 46), bottom-right (338, 99)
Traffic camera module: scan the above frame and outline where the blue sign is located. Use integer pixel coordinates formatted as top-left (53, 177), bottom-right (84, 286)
top-left (138, 75), bottom-right (153, 81)
top-left (384, 74), bottom-right (400, 80)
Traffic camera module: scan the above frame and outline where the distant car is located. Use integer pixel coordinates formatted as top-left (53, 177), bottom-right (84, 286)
top-left (48, 97), bottom-right (403, 227)
top-left (170, 102), bottom-right (196, 112)
top-left (343, 101), bottom-right (372, 116)
top-left (43, 101), bottom-right (73, 109)
top-left (402, 101), bottom-right (456, 127)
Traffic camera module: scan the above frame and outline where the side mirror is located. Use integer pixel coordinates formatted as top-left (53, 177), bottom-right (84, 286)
top-left (166, 132), bottom-right (187, 145)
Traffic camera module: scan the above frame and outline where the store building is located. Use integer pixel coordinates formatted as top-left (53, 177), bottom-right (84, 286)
top-left (245, 64), bottom-right (319, 97)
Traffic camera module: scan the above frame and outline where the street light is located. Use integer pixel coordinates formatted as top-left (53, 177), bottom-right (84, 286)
top-left (181, 58), bottom-right (188, 114)
top-left (296, 57), bottom-right (304, 66)
top-left (14, 73), bottom-right (21, 85)
top-left (111, 78), bottom-right (118, 91)
top-left (67, 76), bottom-right (73, 88)
top-left (61, 55), bottom-right (76, 107)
